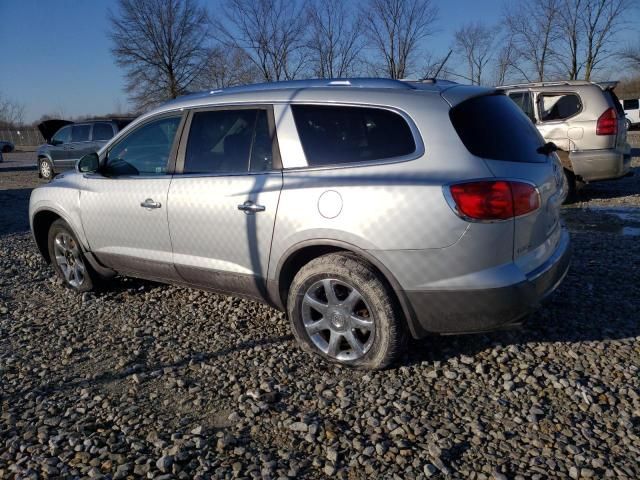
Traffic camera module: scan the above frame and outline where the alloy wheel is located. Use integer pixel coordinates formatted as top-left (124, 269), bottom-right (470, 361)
top-left (301, 278), bottom-right (375, 361)
top-left (53, 232), bottom-right (85, 288)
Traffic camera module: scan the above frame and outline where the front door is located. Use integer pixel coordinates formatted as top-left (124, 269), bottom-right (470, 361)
top-left (49, 125), bottom-right (72, 164)
top-left (80, 114), bottom-right (184, 280)
top-left (168, 107), bottom-right (282, 299)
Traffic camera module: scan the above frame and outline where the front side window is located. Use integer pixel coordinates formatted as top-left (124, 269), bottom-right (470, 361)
top-left (105, 116), bottom-right (181, 176)
top-left (538, 93), bottom-right (582, 122)
top-left (291, 105), bottom-right (416, 167)
top-left (52, 126), bottom-right (71, 145)
top-left (184, 109), bottom-right (273, 174)
top-left (93, 122), bottom-right (115, 141)
top-left (623, 99), bottom-right (639, 110)
top-left (71, 125), bottom-right (91, 142)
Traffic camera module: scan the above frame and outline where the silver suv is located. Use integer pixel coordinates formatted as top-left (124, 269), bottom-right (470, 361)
top-left (499, 81), bottom-right (631, 196)
top-left (29, 79), bottom-right (571, 369)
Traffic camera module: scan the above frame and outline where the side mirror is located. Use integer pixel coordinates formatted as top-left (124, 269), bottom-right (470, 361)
top-left (51, 139), bottom-right (62, 146)
top-left (77, 152), bottom-right (100, 173)
top-left (537, 142), bottom-right (558, 155)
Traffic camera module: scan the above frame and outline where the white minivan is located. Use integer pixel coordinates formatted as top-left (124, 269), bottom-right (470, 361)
top-left (621, 98), bottom-right (640, 129)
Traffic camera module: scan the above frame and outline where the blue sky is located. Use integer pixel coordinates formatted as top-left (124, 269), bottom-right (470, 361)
top-left (0, 0), bottom-right (638, 122)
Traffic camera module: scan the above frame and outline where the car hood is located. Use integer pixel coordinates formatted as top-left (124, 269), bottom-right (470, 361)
top-left (37, 119), bottom-right (73, 143)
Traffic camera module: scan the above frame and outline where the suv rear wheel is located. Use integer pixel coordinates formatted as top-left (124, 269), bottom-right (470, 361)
top-left (287, 252), bottom-right (405, 370)
top-left (39, 158), bottom-right (54, 180)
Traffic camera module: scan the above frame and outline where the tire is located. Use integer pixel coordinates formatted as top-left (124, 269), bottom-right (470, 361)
top-left (563, 168), bottom-right (578, 204)
top-left (39, 158), bottom-right (54, 180)
top-left (287, 252), bottom-right (406, 370)
top-left (47, 219), bottom-right (97, 292)
top-left (1, 145), bottom-right (10, 153)
top-left (626, 119), bottom-right (632, 131)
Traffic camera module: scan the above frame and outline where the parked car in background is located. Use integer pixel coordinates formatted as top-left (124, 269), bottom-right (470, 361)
top-left (0, 140), bottom-right (15, 153)
top-left (37, 118), bottom-right (133, 180)
top-left (500, 80), bottom-right (631, 197)
top-left (29, 78), bottom-right (570, 369)
top-left (620, 98), bottom-right (640, 130)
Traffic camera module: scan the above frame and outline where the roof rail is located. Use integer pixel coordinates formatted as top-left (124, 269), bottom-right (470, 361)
top-left (203, 78), bottom-right (416, 96)
top-left (497, 79), bottom-right (619, 89)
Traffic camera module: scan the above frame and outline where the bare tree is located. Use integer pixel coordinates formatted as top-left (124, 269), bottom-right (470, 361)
top-left (558, 0), bottom-right (584, 79)
top-left (363, 0), bottom-right (439, 79)
top-left (453, 22), bottom-right (494, 85)
top-left (504, 0), bottom-right (562, 81)
top-left (109, 0), bottom-right (210, 111)
top-left (306, 0), bottom-right (364, 78)
top-left (198, 46), bottom-right (260, 89)
top-left (580, 0), bottom-right (631, 80)
top-left (621, 40), bottom-right (640, 70)
top-left (0, 93), bottom-right (25, 127)
top-left (213, 0), bottom-right (308, 82)
top-left (493, 33), bottom-right (520, 85)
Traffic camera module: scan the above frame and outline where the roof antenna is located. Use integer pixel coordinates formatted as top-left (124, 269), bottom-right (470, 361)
top-left (428, 49), bottom-right (452, 81)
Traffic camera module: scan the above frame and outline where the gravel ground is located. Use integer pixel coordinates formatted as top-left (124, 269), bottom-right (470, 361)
top-left (1, 160), bottom-right (639, 479)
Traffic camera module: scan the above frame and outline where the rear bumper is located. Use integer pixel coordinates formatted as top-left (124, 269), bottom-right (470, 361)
top-left (403, 228), bottom-right (571, 337)
top-left (570, 146), bottom-right (631, 182)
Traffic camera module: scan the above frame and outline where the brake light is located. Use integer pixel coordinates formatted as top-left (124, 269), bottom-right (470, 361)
top-left (596, 107), bottom-right (618, 135)
top-left (448, 181), bottom-right (540, 221)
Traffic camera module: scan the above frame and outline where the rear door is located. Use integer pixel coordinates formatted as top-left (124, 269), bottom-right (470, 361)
top-left (168, 106), bottom-right (282, 300)
top-left (449, 94), bottom-right (564, 264)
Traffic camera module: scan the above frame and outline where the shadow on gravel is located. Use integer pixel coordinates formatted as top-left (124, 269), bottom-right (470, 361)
top-left (0, 188), bottom-right (31, 235)
top-left (5, 333), bottom-right (294, 403)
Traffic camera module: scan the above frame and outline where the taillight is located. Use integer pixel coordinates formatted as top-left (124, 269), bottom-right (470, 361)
top-left (596, 107), bottom-right (618, 135)
top-left (448, 180), bottom-right (540, 221)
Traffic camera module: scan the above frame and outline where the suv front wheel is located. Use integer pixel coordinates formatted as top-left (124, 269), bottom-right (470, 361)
top-left (287, 252), bottom-right (406, 370)
top-left (47, 219), bottom-right (97, 292)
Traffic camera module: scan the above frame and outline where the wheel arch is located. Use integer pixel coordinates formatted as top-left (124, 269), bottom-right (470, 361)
top-left (273, 240), bottom-right (419, 337)
top-left (32, 209), bottom-right (63, 263)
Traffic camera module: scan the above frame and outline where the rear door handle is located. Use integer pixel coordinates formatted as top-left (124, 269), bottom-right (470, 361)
top-left (237, 200), bottom-right (265, 214)
top-left (140, 198), bottom-right (162, 209)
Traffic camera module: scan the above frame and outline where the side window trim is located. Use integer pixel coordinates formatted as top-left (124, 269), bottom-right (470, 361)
top-left (536, 92), bottom-right (583, 123)
top-left (174, 104), bottom-right (282, 176)
top-left (100, 111), bottom-right (187, 178)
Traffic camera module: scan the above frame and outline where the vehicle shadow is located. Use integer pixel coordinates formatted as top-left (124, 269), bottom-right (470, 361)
top-left (0, 188), bottom-right (32, 235)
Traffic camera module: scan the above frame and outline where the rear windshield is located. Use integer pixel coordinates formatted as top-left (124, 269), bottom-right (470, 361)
top-left (450, 94), bottom-right (547, 163)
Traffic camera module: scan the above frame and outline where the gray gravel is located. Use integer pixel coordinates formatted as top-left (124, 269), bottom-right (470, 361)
top-left (1, 163), bottom-right (639, 479)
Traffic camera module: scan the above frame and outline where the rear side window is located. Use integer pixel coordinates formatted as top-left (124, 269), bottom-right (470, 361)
top-left (92, 122), bottom-right (114, 141)
top-left (291, 105), bottom-right (416, 166)
top-left (71, 124), bottom-right (91, 142)
top-left (623, 99), bottom-right (639, 110)
top-left (508, 91), bottom-right (535, 122)
top-left (450, 94), bottom-right (547, 163)
top-left (538, 93), bottom-right (582, 121)
top-left (184, 109), bottom-right (273, 174)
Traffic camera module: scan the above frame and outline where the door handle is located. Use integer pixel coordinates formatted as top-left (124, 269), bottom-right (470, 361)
top-left (237, 200), bottom-right (265, 214)
top-left (140, 198), bottom-right (162, 209)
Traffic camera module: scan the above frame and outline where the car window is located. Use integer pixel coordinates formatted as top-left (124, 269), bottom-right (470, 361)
top-left (508, 91), bottom-right (535, 122)
top-left (93, 122), bottom-right (114, 141)
top-left (450, 94), bottom-right (547, 163)
top-left (71, 125), bottom-right (91, 142)
top-left (184, 109), bottom-right (272, 174)
top-left (538, 93), bottom-right (582, 122)
top-left (105, 116), bottom-right (181, 176)
top-left (291, 105), bottom-right (416, 166)
top-left (623, 99), bottom-right (639, 110)
top-left (52, 126), bottom-right (71, 145)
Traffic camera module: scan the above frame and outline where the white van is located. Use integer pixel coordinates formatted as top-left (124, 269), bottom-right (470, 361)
top-left (621, 98), bottom-right (640, 129)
